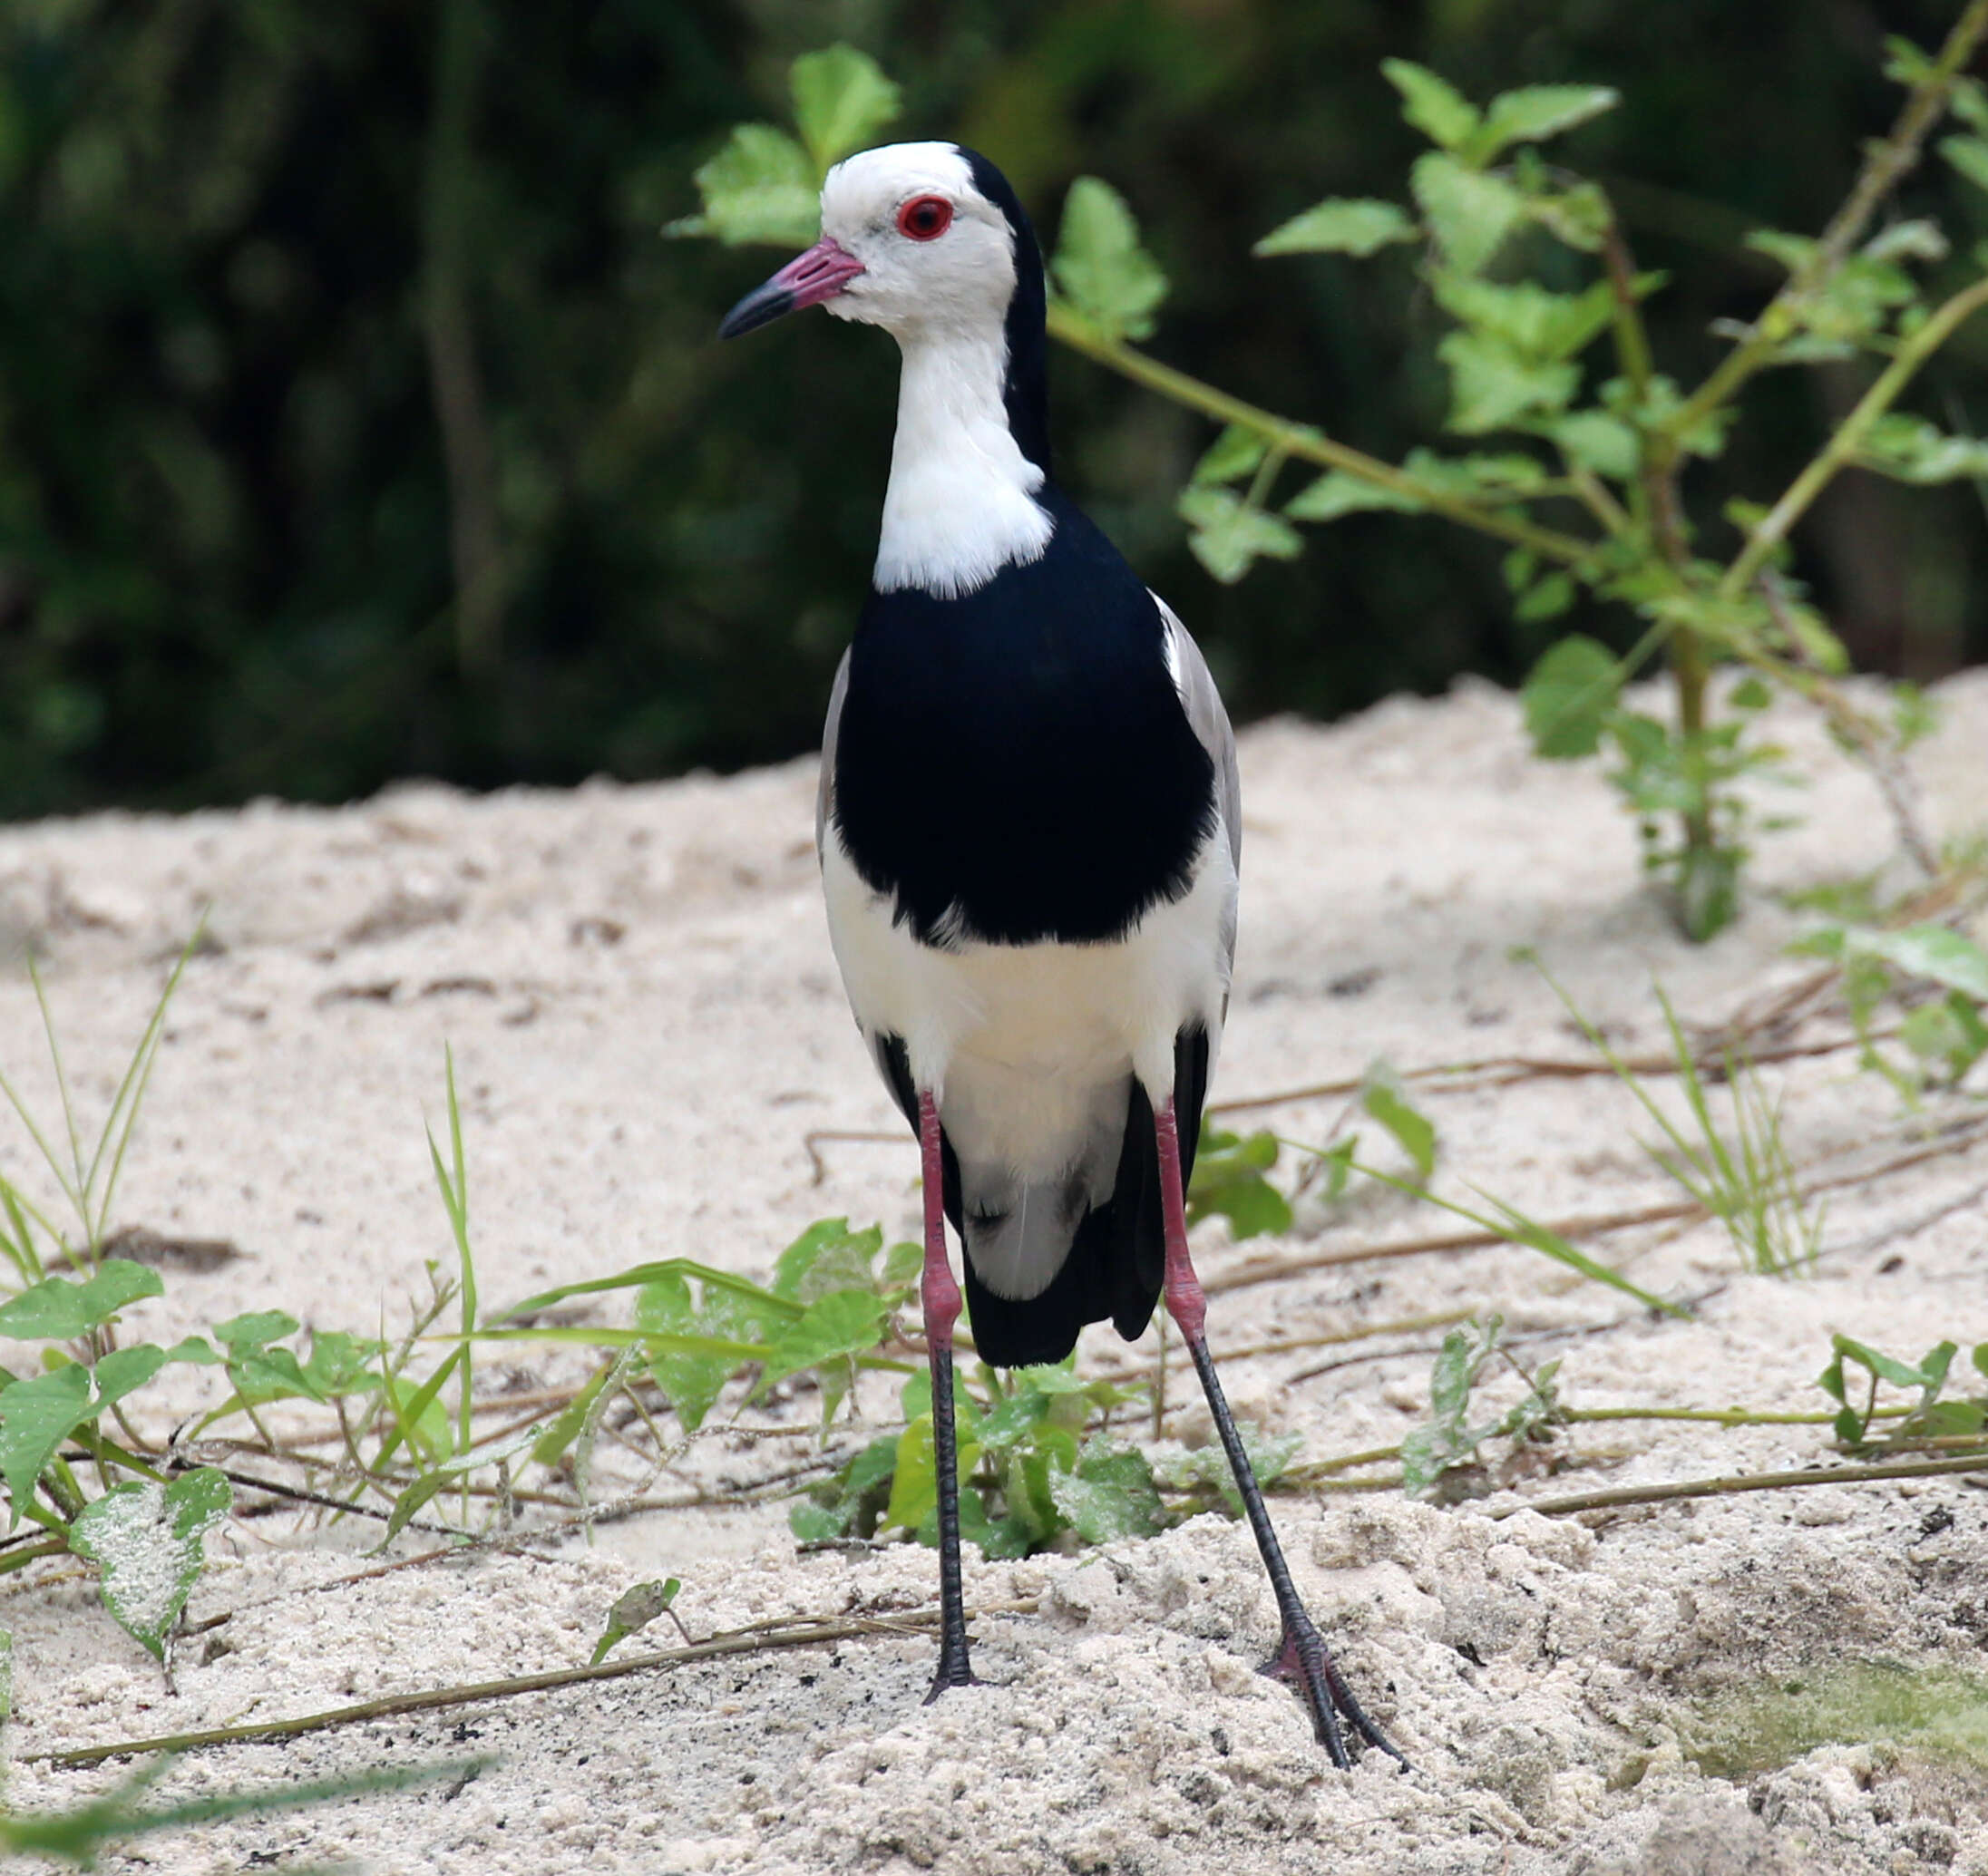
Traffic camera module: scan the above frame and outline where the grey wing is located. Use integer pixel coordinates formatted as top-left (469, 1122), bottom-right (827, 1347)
top-left (815, 647), bottom-right (852, 859)
top-left (1153, 594), bottom-right (1241, 876)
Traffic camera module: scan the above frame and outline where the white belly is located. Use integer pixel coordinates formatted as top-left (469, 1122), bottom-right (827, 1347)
top-left (820, 818), bottom-right (1236, 1174)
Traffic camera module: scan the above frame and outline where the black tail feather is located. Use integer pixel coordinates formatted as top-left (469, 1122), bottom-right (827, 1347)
top-left (877, 1028), bottom-right (1211, 1371)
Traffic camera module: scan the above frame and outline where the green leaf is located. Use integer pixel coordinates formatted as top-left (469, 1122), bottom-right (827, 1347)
top-left (1552, 410), bottom-right (1639, 480)
top-left (773, 1218), bottom-right (884, 1302)
top-left (1052, 177), bottom-right (1168, 343)
top-left (1941, 134), bottom-right (1988, 197)
top-left (1831, 1334), bottom-right (1934, 1393)
top-left (1900, 993), bottom-right (1988, 1081)
top-left (1047, 1443), bottom-right (1168, 1543)
top-left (1470, 84), bottom-right (1619, 162)
top-left (1283, 471), bottom-right (1424, 522)
top-left (1191, 424), bottom-right (1269, 485)
top-left (757, 1289), bottom-right (888, 1392)
top-left (1438, 330), bottom-right (1580, 433)
top-left (1382, 61), bottom-right (1480, 153)
top-left (789, 46), bottom-right (901, 178)
top-left (1253, 198), bottom-right (1418, 258)
top-left (883, 1410), bottom-right (981, 1534)
top-left (0, 1261), bottom-right (163, 1340)
top-left (1157, 1428), bottom-right (1302, 1517)
top-left (668, 125), bottom-right (818, 248)
top-left (376, 1469), bottom-right (453, 1549)
top-left (1360, 1064), bottom-right (1436, 1180)
top-left (298, 1330), bottom-right (380, 1396)
top-left (1845, 926), bottom-right (1988, 1000)
top-left (1862, 219), bottom-right (1948, 265)
top-left (69, 1467), bottom-right (231, 1661)
top-left (1882, 36), bottom-right (1940, 88)
top-left (635, 1273), bottom-right (736, 1434)
top-left (1411, 153), bottom-right (1524, 275)
top-left (1526, 180), bottom-right (1613, 253)
top-left (0, 1366), bottom-right (94, 1527)
top-left (590, 1576), bottom-right (681, 1665)
top-left (1430, 275), bottom-right (1619, 361)
top-left (1514, 572), bottom-right (1575, 624)
top-left (212, 1309), bottom-right (300, 1348)
top-left (92, 1344), bottom-right (171, 1410)
top-left (1855, 413), bottom-right (1988, 484)
top-left (1177, 486), bottom-right (1303, 583)
top-left (1522, 633), bottom-right (1620, 758)
top-left (1187, 1126), bottom-right (1292, 1239)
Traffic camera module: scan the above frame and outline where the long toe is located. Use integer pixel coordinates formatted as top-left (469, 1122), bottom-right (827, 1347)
top-left (1273, 1613), bottom-right (1413, 1772)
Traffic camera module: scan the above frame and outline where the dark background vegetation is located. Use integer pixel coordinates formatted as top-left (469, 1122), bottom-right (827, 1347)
top-left (1, 0), bottom-right (1983, 821)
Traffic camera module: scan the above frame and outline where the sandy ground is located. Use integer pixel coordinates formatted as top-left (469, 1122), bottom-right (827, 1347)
top-left (1, 671), bottom-right (1985, 1874)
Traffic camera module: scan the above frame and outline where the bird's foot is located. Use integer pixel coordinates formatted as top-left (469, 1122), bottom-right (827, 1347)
top-left (1257, 1610), bottom-right (1411, 1772)
top-left (922, 1646), bottom-right (981, 1705)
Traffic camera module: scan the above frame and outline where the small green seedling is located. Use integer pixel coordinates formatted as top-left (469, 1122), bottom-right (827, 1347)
top-left (1538, 961), bottom-right (1822, 1276)
top-left (1790, 918), bottom-right (1988, 1101)
top-left (1820, 1334), bottom-right (1988, 1452)
top-left (1399, 1315), bottom-right (1564, 1500)
top-left (591, 1576), bottom-right (684, 1663)
top-left (795, 1357), bottom-right (1165, 1557)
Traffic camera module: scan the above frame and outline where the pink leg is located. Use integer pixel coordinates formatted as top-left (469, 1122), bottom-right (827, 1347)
top-left (1155, 1096), bottom-right (1407, 1770)
top-left (919, 1090), bottom-right (977, 1699)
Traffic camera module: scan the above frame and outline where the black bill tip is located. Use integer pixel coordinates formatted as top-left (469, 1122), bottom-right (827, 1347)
top-left (717, 282), bottom-right (798, 341)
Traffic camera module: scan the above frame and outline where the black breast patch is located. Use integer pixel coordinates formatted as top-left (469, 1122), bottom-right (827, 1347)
top-left (832, 491), bottom-right (1217, 948)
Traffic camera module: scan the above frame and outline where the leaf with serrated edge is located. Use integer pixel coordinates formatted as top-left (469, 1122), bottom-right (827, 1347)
top-left (1472, 84), bottom-right (1618, 162)
top-left (790, 46), bottom-right (901, 177)
top-left (1192, 424), bottom-right (1268, 485)
top-left (1382, 61), bottom-right (1479, 152)
top-left (1438, 330), bottom-right (1579, 433)
top-left (674, 125), bottom-right (818, 248)
top-left (757, 1289), bottom-right (887, 1393)
top-left (1412, 154), bottom-right (1523, 275)
top-left (1284, 472), bottom-right (1423, 522)
top-left (1254, 199), bottom-right (1417, 258)
top-left (1178, 486), bottom-right (1301, 583)
top-left (1053, 178), bottom-right (1168, 343)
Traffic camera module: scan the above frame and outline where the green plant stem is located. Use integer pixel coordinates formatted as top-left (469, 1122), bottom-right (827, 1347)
top-left (1658, 0), bottom-right (1988, 456)
top-left (1506, 1450), bottom-right (1988, 1519)
top-left (1045, 301), bottom-right (1598, 565)
top-left (1721, 274), bottom-right (1988, 600)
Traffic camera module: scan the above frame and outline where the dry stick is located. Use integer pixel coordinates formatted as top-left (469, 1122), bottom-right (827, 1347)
top-left (1208, 1198), bottom-right (1701, 1297)
top-left (1504, 1453), bottom-right (1988, 1521)
top-left (33, 1600), bottom-right (1042, 1770)
top-left (1210, 1114), bottom-right (1988, 1301)
top-left (802, 1032), bottom-right (1886, 1169)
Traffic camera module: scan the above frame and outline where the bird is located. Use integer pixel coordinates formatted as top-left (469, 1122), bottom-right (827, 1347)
top-left (718, 141), bottom-right (1403, 1768)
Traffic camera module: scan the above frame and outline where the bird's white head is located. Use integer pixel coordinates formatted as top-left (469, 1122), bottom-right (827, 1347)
top-left (716, 141), bottom-right (1055, 596)
top-left (717, 142), bottom-right (1022, 343)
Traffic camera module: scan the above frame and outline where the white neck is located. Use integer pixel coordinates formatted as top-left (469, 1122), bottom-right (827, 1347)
top-left (873, 324), bottom-right (1052, 599)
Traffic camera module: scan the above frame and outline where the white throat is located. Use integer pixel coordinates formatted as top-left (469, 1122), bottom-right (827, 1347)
top-left (873, 324), bottom-right (1052, 599)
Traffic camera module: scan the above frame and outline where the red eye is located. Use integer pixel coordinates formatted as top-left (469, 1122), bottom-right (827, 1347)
top-left (897, 195), bottom-right (953, 241)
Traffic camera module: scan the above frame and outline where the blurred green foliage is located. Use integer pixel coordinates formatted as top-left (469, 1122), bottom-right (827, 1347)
top-left (1, 0), bottom-right (1983, 819)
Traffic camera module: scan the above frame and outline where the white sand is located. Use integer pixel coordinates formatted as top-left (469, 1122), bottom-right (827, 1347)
top-left (1, 672), bottom-right (1985, 1874)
